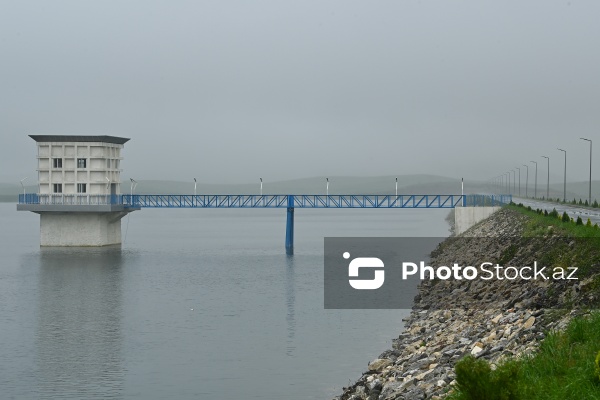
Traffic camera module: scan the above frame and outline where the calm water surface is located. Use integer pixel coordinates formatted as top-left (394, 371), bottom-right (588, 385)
top-left (0, 203), bottom-right (450, 399)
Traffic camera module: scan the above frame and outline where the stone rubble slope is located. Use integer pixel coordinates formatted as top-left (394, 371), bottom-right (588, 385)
top-left (334, 208), bottom-right (594, 400)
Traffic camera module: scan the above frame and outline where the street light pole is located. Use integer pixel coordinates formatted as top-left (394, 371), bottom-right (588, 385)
top-left (130, 178), bottom-right (138, 197)
top-left (326, 178), bottom-right (329, 196)
top-left (581, 138), bottom-right (592, 205)
top-left (541, 156), bottom-right (549, 200)
top-left (511, 170), bottom-right (516, 195)
top-left (530, 161), bottom-right (538, 199)
top-left (20, 177), bottom-right (28, 197)
top-left (523, 164), bottom-right (529, 198)
top-left (506, 172), bottom-right (511, 195)
top-left (516, 167), bottom-right (521, 196)
top-left (395, 177), bottom-right (398, 197)
top-left (193, 178), bottom-right (197, 196)
top-left (260, 178), bottom-right (263, 196)
top-left (558, 149), bottom-right (567, 202)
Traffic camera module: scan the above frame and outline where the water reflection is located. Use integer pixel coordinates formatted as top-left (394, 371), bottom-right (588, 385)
top-left (35, 247), bottom-right (125, 399)
top-left (285, 255), bottom-right (296, 357)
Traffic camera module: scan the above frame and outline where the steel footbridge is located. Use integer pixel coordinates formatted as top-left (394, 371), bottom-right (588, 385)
top-left (19, 193), bottom-right (511, 254)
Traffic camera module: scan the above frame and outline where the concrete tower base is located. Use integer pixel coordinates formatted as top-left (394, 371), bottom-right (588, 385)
top-left (39, 212), bottom-right (129, 246)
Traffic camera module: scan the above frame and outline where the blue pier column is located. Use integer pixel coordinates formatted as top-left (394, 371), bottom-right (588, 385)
top-left (285, 195), bottom-right (294, 255)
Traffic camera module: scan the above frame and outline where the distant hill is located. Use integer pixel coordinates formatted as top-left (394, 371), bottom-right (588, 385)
top-left (0, 183), bottom-right (36, 202)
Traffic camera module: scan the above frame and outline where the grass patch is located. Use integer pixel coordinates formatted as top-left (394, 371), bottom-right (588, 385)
top-left (506, 203), bottom-right (600, 278)
top-left (506, 203), bottom-right (600, 238)
top-left (446, 205), bottom-right (600, 399)
top-left (447, 313), bottom-right (600, 400)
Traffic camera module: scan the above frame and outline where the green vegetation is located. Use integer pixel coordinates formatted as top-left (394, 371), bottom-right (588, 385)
top-left (507, 202), bottom-right (600, 291)
top-left (507, 203), bottom-right (600, 239)
top-left (448, 313), bottom-right (600, 400)
top-left (447, 205), bottom-right (600, 399)
top-left (452, 356), bottom-right (520, 400)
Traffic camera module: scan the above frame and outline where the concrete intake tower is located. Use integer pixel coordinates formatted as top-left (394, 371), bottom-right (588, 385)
top-left (17, 135), bottom-right (138, 246)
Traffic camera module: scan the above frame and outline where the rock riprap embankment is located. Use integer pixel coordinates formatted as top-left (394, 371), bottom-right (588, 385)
top-left (335, 208), bottom-right (597, 400)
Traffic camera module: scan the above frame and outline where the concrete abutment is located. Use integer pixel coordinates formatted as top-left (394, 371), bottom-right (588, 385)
top-left (454, 206), bottom-right (501, 235)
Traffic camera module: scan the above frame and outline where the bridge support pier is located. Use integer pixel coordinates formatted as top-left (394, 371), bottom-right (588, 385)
top-left (285, 195), bottom-right (294, 255)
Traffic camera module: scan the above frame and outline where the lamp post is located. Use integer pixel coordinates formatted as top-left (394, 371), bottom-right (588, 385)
top-left (326, 178), bottom-right (329, 196)
top-left (523, 164), bottom-right (529, 198)
top-left (130, 178), bottom-right (137, 197)
top-left (193, 178), bottom-right (197, 196)
top-left (506, 172), bottom-right (511, 195)
top-left (541, 156), bottom-right (549, 200)
top-left (516, 167), bottom-right (521, 196)
top-left (395, 177), bottom-right (398, 197)
top-left (530, 161), bottom-right (538, 199)
top-left (558, 148), bottom-right (567, 202)
top-left (581, 138), bottom-right (592, 205)
top-left (20, 177), bottom-right (28, 197)
top-left (260, 178), bottom-right (263, 196)
top-left (511, 170), bottom-right (516, 195)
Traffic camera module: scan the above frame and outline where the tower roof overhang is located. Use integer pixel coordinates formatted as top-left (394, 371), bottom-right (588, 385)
top-left (29, 135), bottom-right (130, 145)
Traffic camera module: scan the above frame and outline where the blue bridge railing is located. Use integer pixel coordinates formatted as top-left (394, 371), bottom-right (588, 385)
top-left (19, 193), bottom-right (512, 208)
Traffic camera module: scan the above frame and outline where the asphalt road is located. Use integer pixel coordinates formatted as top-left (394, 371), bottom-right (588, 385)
top-left (513, 197), bottom-right (600, 225)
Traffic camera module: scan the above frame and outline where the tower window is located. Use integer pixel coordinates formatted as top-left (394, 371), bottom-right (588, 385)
top-left (52, 158), bottom-right (62, 168)
top-left (77, 158), bottom-right (87, 168)
top-left (77, 183), bottom-right (87, 193)
top-left (53, 184), bottom-right (62, 193)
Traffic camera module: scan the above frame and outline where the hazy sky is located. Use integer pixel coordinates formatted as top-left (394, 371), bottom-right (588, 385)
top-left (1, 1), bottom-right (599, 184)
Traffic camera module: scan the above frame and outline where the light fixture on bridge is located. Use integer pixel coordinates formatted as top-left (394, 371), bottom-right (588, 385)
top-left (260, 178), bottom-right (263, 196)
top-left (194, 178), bottom-right (197, 196)
top-left (326, 177), bottom-right (329, 196)
top-left (130, 178), bottom-right (138, 197)
top-left (395, 177), bottom-right (398, 197)
top-left (20, 177), bottom-right (28, 197)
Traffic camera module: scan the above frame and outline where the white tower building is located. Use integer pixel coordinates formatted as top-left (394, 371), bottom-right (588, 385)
top-left (18, 135), bottom-right (138, 246)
